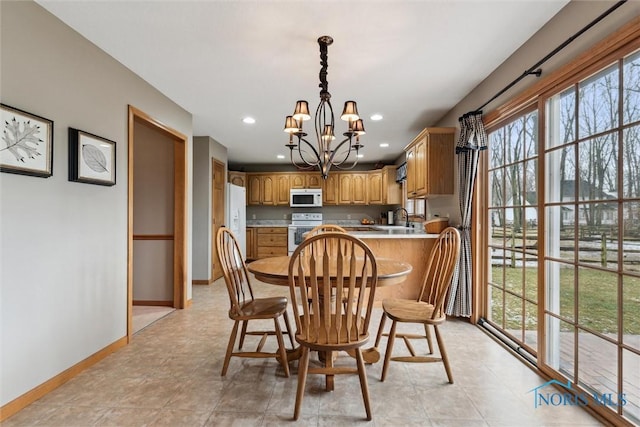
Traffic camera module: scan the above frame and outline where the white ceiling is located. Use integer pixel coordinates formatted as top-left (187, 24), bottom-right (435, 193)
top-left (36, 0), bottom-right (569, 166)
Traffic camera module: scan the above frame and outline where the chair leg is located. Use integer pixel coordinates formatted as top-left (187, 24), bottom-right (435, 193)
top-left (274, 317), bottom-right (290, 378)
top-left (221, 320), bottom-right (240, 376)
top-left (283, 310), bottom-right (295, 348)
top-left (424, 323), bottom-right (434, 354)
top-left (238, 320), bottom-right (248, 349)
top-left (434, 325), bottom-right (453, 384)
top-left (381, 319), bottom-right (397, 382)
top-left (355, 347), bottom-right (372, 421)
top-left (293, 347), bottom-right (310, 421)
top-left (374, 312), bottom-right (387, 348)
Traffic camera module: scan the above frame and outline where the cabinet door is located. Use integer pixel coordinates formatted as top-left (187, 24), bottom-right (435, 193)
top-left (228, 171), bottom-right (246, 187)
top-left (323, 174), bottom-right (339, 205)
top-left (367, 171), bottom-right (383, 204)
top-left (290, 174), bottom-right (306, 189)
top-left (275, 174), bottom-right (290, 205)
top-left (338, 174), bottom-right (353, 204)
top-left (306, 174), bottom-right (322, 189)
top-left (414, 137), bottom-right (427, 196)
top-left (406, 145), bottom-right (417, 197)
top-left (262, 175), bottom-right (275, 205)
top-left (351, 173), bottom-right (367, 204)
top-left (246, 228), bottom-right (256, 260)
top-left (247, 175), bottom-right (262, 205)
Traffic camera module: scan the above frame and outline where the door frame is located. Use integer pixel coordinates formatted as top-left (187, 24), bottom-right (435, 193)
top-left (127, 105), bottom-right (188, 341)
top-left (212, 158), bottom-right (226, 282)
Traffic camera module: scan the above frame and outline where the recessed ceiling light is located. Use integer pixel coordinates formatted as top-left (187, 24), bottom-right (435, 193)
top-left (370, 114), bottom-right (383, 121)
top-left (357, 153), bottom-right (364, 158)
top-left (379, 143), bottom-right (389, 148)
top-left (276, 154), bottom-right (285, 159)
top-left (242, 117), bottom-right (256, 124)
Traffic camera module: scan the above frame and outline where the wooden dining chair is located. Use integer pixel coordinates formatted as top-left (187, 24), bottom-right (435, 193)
top-left (303, 224), bottom-right (348, 307)
top-left (374, 227), bottom-right (460, 383)
top-left (216, 227), bottom-right (294, 377)
top-left (288, 233), bottom-right (378, 421)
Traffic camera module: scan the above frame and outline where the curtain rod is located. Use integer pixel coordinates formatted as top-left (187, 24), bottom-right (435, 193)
top-left (464, 0), bottom-right (627, 118)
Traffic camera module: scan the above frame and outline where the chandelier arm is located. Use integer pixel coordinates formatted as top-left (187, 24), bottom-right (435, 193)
top-left (327, 136), bottom-right (355, 165)
top-left (289, 152), bottom-right (318, 171)
top-left (296, 135), bottom-right (322, 163)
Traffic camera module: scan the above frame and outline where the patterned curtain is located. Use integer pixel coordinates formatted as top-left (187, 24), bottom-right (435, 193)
top-left (446, 112), bottom-right (487, 317)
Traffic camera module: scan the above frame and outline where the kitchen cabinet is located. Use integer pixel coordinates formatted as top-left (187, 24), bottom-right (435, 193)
top-left (247, 175), bottom-right (273, 205)
top-left (322, 174), bottom-right (339, 205)
top-left (367, 166), bottom-right (402, 205)
top-left (338, 173), bottom-right (367, 205)
top-left (247, 174), bottom-right (288, 205)
top-left (275, 174), bottom-right (290, 205)
top-left (404, 127), bottom-right (455, 198)
top-left (246, 227), bottom-right (257, 260)
top-left (256, 227), bottom-right (288, 259)
top-left (367, 171), bottom-right (383, 204)
top-left (290, 173), bottom-right (322, 189)
top-left (228, 171), bottom-right (246, 187)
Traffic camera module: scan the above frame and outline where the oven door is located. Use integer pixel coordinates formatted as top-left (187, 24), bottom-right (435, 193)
top-left (288, 225), bottom-right (314, 255)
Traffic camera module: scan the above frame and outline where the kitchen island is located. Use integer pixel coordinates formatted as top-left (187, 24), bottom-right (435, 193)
top-left (344, 225), bottom-right (440, 302)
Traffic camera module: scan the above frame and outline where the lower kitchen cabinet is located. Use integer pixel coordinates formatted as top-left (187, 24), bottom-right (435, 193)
top-left (255, 227), bottom-right (288, 259)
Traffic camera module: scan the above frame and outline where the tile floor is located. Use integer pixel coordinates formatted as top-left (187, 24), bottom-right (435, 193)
top-left (2, 278), bottom-right (604, 426)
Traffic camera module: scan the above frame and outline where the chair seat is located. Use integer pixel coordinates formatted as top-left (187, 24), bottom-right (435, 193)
top-left (382, 299), bottom-right (444, 324)
top-left (231, 296), bottom-right (288, 320)
top-left (296, 314), bottom-right (369, 351)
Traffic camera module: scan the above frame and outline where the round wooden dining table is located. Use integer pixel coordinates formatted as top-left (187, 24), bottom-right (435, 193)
top-left (247, 255), bottom-right (412, 287)
top-left (247, 255), bottom-right (412, 390)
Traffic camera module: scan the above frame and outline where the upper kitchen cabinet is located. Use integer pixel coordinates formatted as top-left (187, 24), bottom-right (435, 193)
top-left (368, 166), bottom-right (402, 205)
top-left (322, 174), bottom-right (339, 205)
top-left (404, 127), bottom-right (455, 198)
top-left (247, 173), bottom-right (290, 206)
top-left (228, 171), bottom-right (246, 187)
top-left (338, 173), bottom-right (367, 205)
top-left (290, 173), bottom-right (322, 189)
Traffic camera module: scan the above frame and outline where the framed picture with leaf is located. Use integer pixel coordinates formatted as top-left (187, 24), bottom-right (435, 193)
top-left (1, 103), bottom-right (54, 178)
top-left (68, 128), bottom-right (116, 186)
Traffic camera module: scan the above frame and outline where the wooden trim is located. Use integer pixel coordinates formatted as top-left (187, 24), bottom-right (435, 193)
top-left (184, 298), bottom-right (193, 308)
top-left (132, 300), bottom-right (173, 306)
top-left (0, 337), bottom-right (127, 422)
top-left (174, 137), bottom-right (187, 309)
top-left (192, 279), bottom-right (214, 285)
top-left (484, 15), bottom-right (640, 128)
top-left (133, 234), bottom-right (174, 240)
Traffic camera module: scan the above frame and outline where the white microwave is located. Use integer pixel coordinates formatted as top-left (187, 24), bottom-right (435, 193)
top-left (290, 188), bottom-right (323, 208)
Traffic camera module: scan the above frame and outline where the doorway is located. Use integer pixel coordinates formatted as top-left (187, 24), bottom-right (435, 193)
top-left (212, 159), bottom-right (225, 281)
top-left (127, 106), bottom-right (188, 341)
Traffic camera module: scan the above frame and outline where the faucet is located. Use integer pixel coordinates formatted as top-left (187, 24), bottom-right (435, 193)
top-left (394, 207), bottom-right (410, 228)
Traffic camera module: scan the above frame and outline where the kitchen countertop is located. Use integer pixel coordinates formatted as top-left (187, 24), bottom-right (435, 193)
top-left (347, 225), bottom-right (439, 239)
top-left (246, 221), bottom-right (289, 227)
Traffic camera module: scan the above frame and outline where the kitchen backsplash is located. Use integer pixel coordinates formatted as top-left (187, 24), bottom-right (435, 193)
top-left (246, 204), bottom-right (400, 224)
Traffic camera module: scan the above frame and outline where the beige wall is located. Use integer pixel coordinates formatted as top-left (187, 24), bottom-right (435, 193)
top-left (0, 1), bottom-right (192, 407)
top-left (192, 136), bottom-right (228, 281)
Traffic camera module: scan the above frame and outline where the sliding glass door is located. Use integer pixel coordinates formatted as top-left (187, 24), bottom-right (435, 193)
top-left (483, 47), bottom-right (640, 425)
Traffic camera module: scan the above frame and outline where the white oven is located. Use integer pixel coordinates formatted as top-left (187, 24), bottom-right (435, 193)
top-left (288, 213), bottom-right (323, 255)
top-left (290, 188), bottom-right (322, 208)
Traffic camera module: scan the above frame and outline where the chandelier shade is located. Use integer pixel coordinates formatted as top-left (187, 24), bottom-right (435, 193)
top-left (284, 36), bottom-right (365, 179)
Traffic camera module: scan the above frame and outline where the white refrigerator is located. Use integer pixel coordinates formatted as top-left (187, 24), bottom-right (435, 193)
top-left (225, 183), bottom-right (247, 259)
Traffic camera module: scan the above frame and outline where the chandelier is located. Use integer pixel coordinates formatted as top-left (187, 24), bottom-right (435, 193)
top-left (283, 36), bottom-right (365, 180)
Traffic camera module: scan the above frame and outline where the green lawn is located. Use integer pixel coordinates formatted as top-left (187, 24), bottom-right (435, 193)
top-left (489, 266), bottom-right (640, 335)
